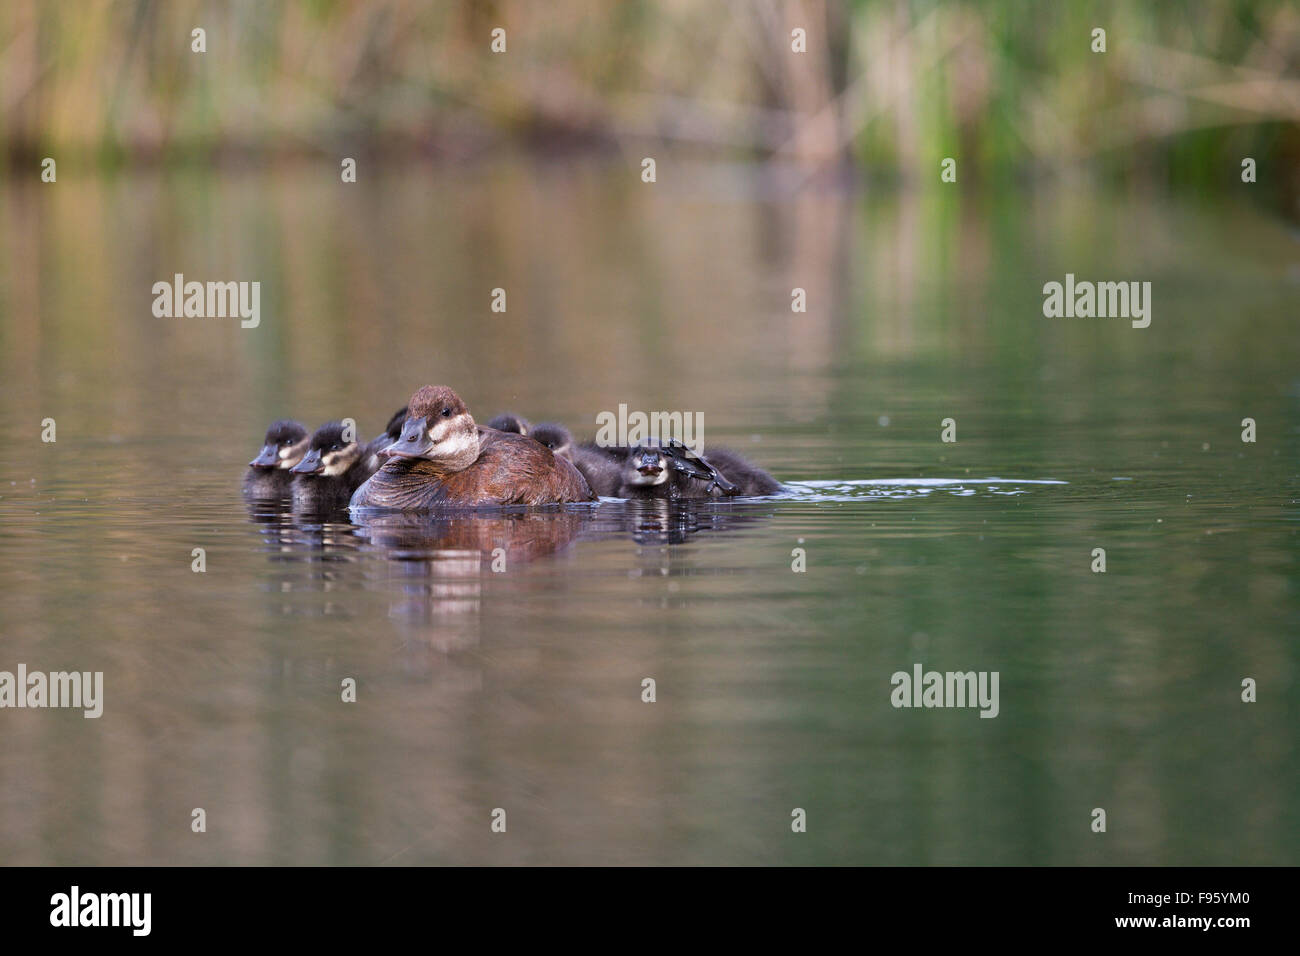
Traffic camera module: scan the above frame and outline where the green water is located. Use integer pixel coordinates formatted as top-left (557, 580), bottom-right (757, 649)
top-left (0, 161), bottom-right (1296, 864)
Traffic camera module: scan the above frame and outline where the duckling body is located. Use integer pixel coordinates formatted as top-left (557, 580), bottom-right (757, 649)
top-left (530, 422), bottom-right (626, 498)
top-left (576, 442), bottom-right (632, 497)
top-left (244, 420), bottom-right (310, 498)
top-left (291, 420), bottom-right (386, 512)
top-left (671, 445), bottom-right (783, 497)
top-left (616, 443), bottom-right (781, 499)
top-left (351, 387), bottom-right (595, 510)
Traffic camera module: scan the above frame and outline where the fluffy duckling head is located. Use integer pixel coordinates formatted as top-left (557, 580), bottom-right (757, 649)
top-left (530, 422), bottom-right (574, 461)
top-left (622, 446), bottom-right (671, 488)
top-left (249, 420), bottom-right (309, 471)
top-left (485, 413), bottom-right (529, 435)
top-left (376, 406), bottom-right (409, 459)
top-left (384, 406), bottom-right (409, 440)
top-left (291, 421), bottom-right (363, 477)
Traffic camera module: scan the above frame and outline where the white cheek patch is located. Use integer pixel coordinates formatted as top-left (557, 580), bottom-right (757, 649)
top-left (430, 413), bottom-right (471, 443)
top-left (433, 428), bottom-right (478, 460)
top-left (278, 439), bottom-right (308, 468)
top-left (321, 444), bottom-right (358, 476)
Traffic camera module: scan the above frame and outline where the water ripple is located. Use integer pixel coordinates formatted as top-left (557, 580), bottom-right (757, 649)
top-left (780, 477), bottom-right (1069, 501)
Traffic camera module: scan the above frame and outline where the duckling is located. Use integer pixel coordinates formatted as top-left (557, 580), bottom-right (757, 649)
top-left (617, 442), bottom-right (781, 499)
top-left (530, 422), bottom-right (626, 497)
top-left (374, 405), bottom-right (409, 461)
top-left (383, 405), bottom-right (409, 440)
top-left (351, 386), bottom-right (595, 509)
top-left (484, 413), bottom-right (530, 435)
top-left (663, 441), bottom-right (783, 497)
top-left (244, 420), bottom-right (310, 498)
top-left (617, 445), bottom-right (697, 499)
top-left (290, 420), bottom-right (383, 512)
top-left (528, 421), bottom-right (573, 459)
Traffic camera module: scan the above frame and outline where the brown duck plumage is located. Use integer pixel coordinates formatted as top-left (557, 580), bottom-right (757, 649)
top-left (350, 386), bottom-right (596, 510)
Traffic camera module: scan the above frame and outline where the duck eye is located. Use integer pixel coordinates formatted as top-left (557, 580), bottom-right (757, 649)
top-left (441, 407), bottom-right (452, 418)
top-left (330, 442), bottom-right (340, 451)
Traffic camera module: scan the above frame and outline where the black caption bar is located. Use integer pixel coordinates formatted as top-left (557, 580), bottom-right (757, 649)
top-left (0, 866), bottom-right (1283, 942)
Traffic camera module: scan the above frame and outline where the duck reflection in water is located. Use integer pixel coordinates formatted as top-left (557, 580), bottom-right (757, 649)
top-left (350, 508), bottom-right (593, 652)
top-left (580, 498), bottom-right (777, 546)
top-left (246, 499), bottom-right (773, 654)
top-left (246, 506), bottom-right (365, 613)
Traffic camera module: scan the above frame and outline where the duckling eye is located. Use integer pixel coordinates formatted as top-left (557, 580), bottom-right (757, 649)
top-left (441, 407), bottom-right (452, 418)
top-left (330, 442), bottom-right (340, 451)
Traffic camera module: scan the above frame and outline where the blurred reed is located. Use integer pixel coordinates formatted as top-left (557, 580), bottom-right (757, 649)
top-left (0, 1), bottom-right (1296, 212)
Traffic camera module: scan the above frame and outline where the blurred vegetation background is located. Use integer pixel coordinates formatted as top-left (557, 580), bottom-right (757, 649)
top-left (1, 0), bottom-right (1296, 215)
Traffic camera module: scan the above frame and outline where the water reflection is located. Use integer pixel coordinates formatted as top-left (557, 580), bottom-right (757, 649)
top-left (251, 498), bottom-right (787, 570)
top-left (351, 506), bottom-right (593, 559)
top-left (244, 496), bottom-right (792, 653)
top-left (3, 163), bottom-right (1296, 865)
top-left (355, 507), bottom-right (594, 653)
top-left (250, 499), bottom-right (785, 583)
top-left (604, 498), bottom-right (780, 547)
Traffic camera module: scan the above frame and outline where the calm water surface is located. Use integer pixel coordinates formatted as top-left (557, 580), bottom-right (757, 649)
top-left (0, 161), bottom-right (1296, 864)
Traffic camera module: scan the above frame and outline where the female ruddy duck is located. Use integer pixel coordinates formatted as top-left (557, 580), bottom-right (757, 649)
top-left (350, 386), bottom-right (596, 509)
top-left (244, 420), bottom-right (310, 498)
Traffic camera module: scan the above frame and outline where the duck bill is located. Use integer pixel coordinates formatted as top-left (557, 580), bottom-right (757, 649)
top-left (291, 449), bottom-right (324, 475)
top-left (249, 445), bottom-right (279, 468)
top-left (386, 419), bottom-right (436, 459)
top-left (636, 451), bottom-right (663, 476)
